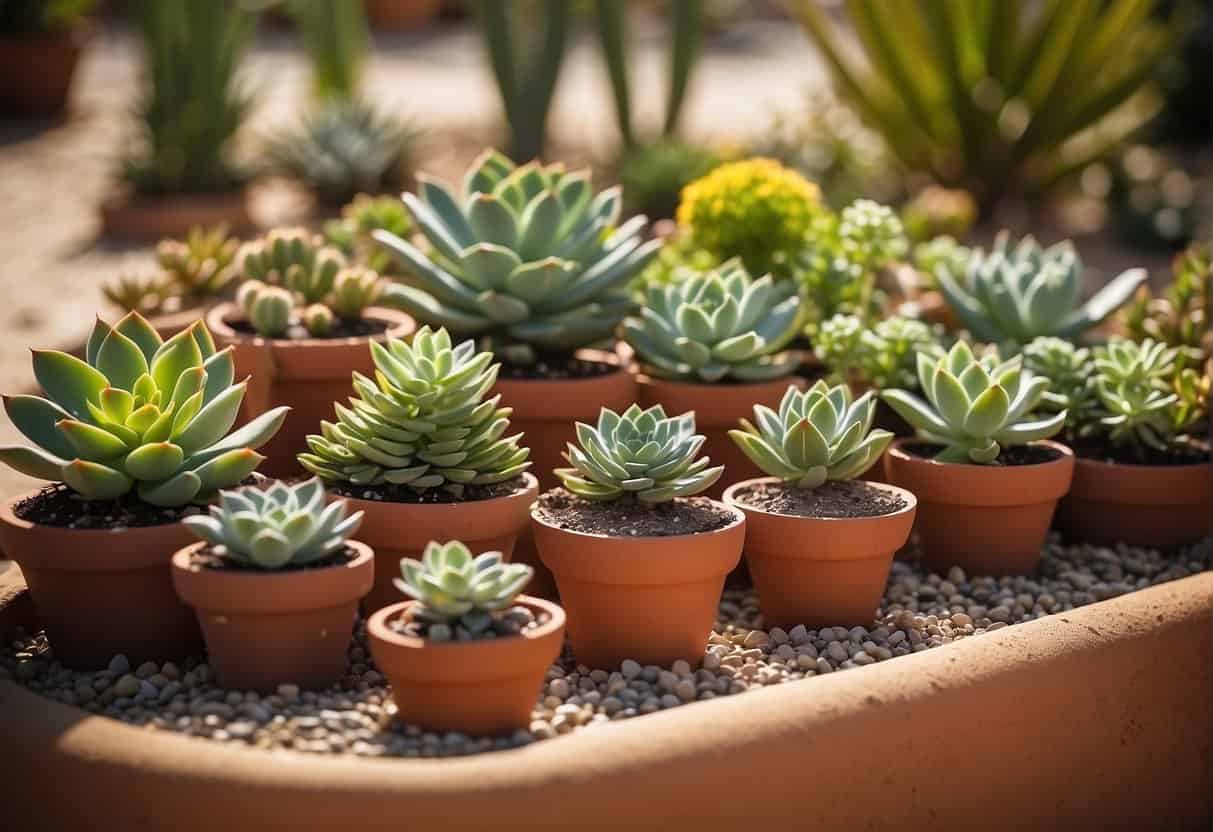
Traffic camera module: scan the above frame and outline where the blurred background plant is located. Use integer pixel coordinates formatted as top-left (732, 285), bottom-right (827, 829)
top-left (1120, 242), bottom-right (1211, 369)
top-left (322, 193), bottom-right (412, 274)
top-left (613, 137), bottom-right (725, 219)
top-left (102, 224), bottom-right (243, 316)
top-left (284, 0), bottom-right (369, 102)
top-left (0, 0), bottom-right (94, 34)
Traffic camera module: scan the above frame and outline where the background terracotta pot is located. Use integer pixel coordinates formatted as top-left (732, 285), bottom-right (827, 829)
top-left (724, 478), bottom-right (917, 628)
top-left (208, 303), bottom-right (415, 479)
top-left (343, 472), bottom-right (539, 614)
top-left (531, 502), bottom-right (745, 669)
top-left (884, 439), bottom-right (1075, 576)
top-left (0, 489), bottom-right (197, 668)
top-left (1055, 457), bottom-right (1212, 548)
top-left (0, 30), bottom-right (83, 116)
top-left (368, 595), bottom-right (564, 734)
top-left (100, 187), bottom-right (255, 239)
top-left (636, 374), bottom-right (803, 498)
top-left (364, 0), bottom-right (441, 29)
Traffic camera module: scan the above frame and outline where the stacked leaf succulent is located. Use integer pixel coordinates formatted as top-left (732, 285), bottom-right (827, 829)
top-left (1091, 339), bottom-right (1202, 454)
top-left (323, 193), bottom-right (412, 274)
top-left (103, 272), bottom-right (166, 315)
top-left (156, 224), bottom-right (242, 306)
top-left (374, 150), bottom-right (660, 365)
top-left (0, 313), bottom-right (288, 505)
top-left (1120, 243), bottom-right (1210, 370)
top-left (814, 313), bottom-right (941, 391)
top-left (298, 326), bottom-right (530, 496)
top-left (729, 382), bottom-right (893, 488)
top-left (881, 341), bottom-right (1064, 464)
top-left (624, 260), bottom-right (802, 382)
top-left (394, 540), bottom-right (533, 640)
top-left (935, 232), bottom-right (1146, 345)
top-left (556, 404), bottom-right (723, 503)
top-left (1021, 337), bottom-right (1099, 435)
top-left (183, 478), bottom-right (363, 569)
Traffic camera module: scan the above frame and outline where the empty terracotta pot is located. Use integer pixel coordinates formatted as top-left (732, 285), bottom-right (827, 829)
top-left (207, 303), bottom-right (415, 479)
top-left (368, 596), bottom-right (564, 734)
top-left (724, 478), bottom-right (917, 629)
top-left (0, 490), bottom-right (198, 669)
top-left (1054, 456), bottom-right (1212, 548)
top-left (342, 473), bottom-right (539, 614)
top-left (531, 502), bottom-right (745, 669)
top-left (884, 439), bottom-right (1075, 576)
top-left (636, 375), bottom-right (803, 498)
top-left (172, 541), bottom-right (373, 692)
top-left (0, 30), bottom-right (83, 116)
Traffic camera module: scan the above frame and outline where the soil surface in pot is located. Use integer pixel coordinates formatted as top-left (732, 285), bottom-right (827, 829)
top-left (329, 476), bottom-right (530, 505)
top-left (187, 545), bottom-right (357, 573)
top-left (1068, 437), bottom-right (1211, 467)
top-left (227, 318), bottom-right (391, 340)
top-left (533, 488), bottom-right (736, 536)
top-left (497, 353), bottom-right (616, 381)
top-left (12, 484), bottom-right (197, 530)
top-left (389, 605), bottom-right (550, 641)
top-left (903, 442), bottom-right (1062, 466)
top-left (732, 480), bottom-right (908, 518)
top-left (4, 534), bottom-right (1209, 757)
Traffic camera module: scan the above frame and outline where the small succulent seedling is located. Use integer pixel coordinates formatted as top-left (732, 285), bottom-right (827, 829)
top-left (881, 341), bottom-right (1065, 464)
top-left (183, 478), bottom-right (363, 569)
top-left (394, 540), bottom-right (533, 641)
top-left (0, 313), bottom-right (288, 506)
top-left (156, 224), bottom-right (242, 303)
top-left (555, 404), bottom-right (723, 503)
top-left (729, 382), bottom-right (893, 488)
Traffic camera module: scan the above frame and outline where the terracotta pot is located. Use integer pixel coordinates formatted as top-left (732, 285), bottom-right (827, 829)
top-left (531, 501), bottom-right (745, 669)
top-left (171, 541), bottom-right (373, 692)
top-left (343, 472), bottom-right (539, 614)
top-left (0, 489), bottom-right (198, 668)
top-left (207, 303), bottom-right (416, 479)
top-left (724, 478), bottom-right (917, 629)
top-left (100, 187), bottom-right (255, 239)
top-left (367, 595), bottom-right (564, 734)
top-left (1054, 456), bottom-right (1212, 548)
top-left (911, 290), bottom-right (961, 330)
top-left (0, 30), bottom-right (84, 116)
top-left (364, 0), bottom-right (441, 29)
top-left (884, 439), bottom-right (1075, 576)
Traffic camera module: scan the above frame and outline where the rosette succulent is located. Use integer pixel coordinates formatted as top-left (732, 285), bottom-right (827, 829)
top-left (393, 540), bottom-right (533, 639)
top-left (374, 149), bottom-right (661, 364)
top-left (881, 341), bottom-right (1064, 464)
top-left (183, 478), bottom-right (363, 569)
top-left (623, 260), bottom-right (802, 382)
top-left (935, 232), bottom-right (1146, 344)
top-left (0, 313), bottom-right (288, 505)
top-left (729, 382), bottom-right (893, 488)
top-left (298, 326), bottom-right (531, 496)
top-left (157, 224), bottom-right (241, 305)
top-left (1022, 337), bottom-right (1099, 434)
top-left (1091, 339), bottom-right (1193, 452)
top-left (556, 404), bottom-right (723, 503)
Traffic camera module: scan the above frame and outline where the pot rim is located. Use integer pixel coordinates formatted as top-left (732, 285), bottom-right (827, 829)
top-left (170, 539), bottom-right (374, 584)
top-left (887, 437), bottom-right (1075, 470)
top-left (205, 302), bottom-right (414, 349)
top-left (722, 476), bottom-right (918, 525)
top-left (366, 595), bottom-right (565, 654)
top-left (0, 485), bottom-right (184, 539)
top-left (529, 492), bottom-right (745, 543)
top-left (1071, 452), bottom-right (1212, 474)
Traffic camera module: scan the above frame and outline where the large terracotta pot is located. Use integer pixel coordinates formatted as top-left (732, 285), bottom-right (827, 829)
top-left (368, 596), bottom-right (564, 734)
top-left (884, 439), bottom-right (1075, 576)
top-left (100, 188), bottom-right (255, 239)
top-left (1054, 456), bottom-right (1212, 548)
top-left (531, 501), bottom-right (745, 669)
top-left (636, 374), bottom-right (803, 498)
top-left (0, 489), bottom-right (198, 668)
top-left (0, 30), bottom-right (83, 116)
top-left (724, 478), bottom-right (917, 629)
top-left (171, 541), bottom-right (373, 692)
top-left (208, 303), bottom-right (415, 479)
top-left (343, 472), bottom-right (539, 614)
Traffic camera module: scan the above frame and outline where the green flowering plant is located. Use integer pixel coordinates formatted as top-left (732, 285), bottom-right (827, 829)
top-left (813, 313), bottom-right (941, 391)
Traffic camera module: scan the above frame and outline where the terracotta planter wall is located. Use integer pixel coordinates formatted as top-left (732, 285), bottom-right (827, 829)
top-left (0, 32), bottom-right (82, 116)
top-left (100, 189), bottom-right (255, 239)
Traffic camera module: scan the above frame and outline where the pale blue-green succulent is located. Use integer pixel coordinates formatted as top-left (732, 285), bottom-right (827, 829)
top-left (394, 540), bottom-right (533, 637)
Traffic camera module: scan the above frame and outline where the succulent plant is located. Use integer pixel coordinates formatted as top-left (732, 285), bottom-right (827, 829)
top-left (615, 138), bottom-right (724, 220)
top-left (555, 404), bottom-right (723, 503)
top-left (374, 149), bottom-right (660, 365)
top-left (240, 227), bottom-right (346, 305)
top-left (1091, 339), bottom-right (1192, 452)
top-left (323, 193), bottom-right (412, 274)
top-left (814, 313), bottom-right (940, 391)
top-left (183, 478), bottom-right (363, 569)
top-left (623, 260), bottom-right (802, 382)
top-left (0, 313), bottom-right (288, 506)
top-left (1120, 243), bottom-right (1210, 370)
top-left (900, 186), bottom-right (977, 243)
top-left (156, 224), bottom-right (242, 304)
top-left (298, 326), bottom-right (531, 496)
top-left (911, 234), bottom-right (970, 292)
top-left (729, 381), bottom-right (893, 488)
top-left (881, 341), bottom-right (1064, 464)
top-left (935, 232), bottom-right (1147, 344)
top-left (103, 272), bottom-right (167, 315)
top-left (235, 282), bottom-right (294, 338)
top-left (1021, 337), bottom-right (1099, 434)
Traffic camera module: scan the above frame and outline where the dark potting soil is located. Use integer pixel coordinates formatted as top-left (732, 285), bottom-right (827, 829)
top-left (497, 353), bottom-right (617, 381)
top-left (12, 484), bottom-right (196, 530)
top-left (533, 488), bottom-right (737, 537)
top-left (329, 475), bottom-right (530, 504)
top-left (228, 317), bottom-right (390, 341)
top-left (903, 442), bottom-right (1063, 466)
top-left (389, 606), bottom-right (549, 642)
top-left (190, 544), bottom-right (358, 573)
top-left (1069, 437), bottom-right (1211, 467)
top-left (733, 479), bottom-right (908, 519)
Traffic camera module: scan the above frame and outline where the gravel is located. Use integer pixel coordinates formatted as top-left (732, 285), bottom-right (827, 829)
top-left (3, 535), bottom-right (1209, 758)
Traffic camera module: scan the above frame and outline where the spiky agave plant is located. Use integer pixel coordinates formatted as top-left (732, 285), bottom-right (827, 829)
top-left (0, 313), bottom-right (288, 506)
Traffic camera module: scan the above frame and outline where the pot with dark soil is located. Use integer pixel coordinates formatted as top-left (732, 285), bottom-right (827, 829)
top-left (0, 0), bottom-right (93, 117)
top-left (0, 313), bottom-right (288, 667)
top-left (725, 381), bottom-right (915, 628)
top-left (882, 342), bottom-right (1073, 575)
top-left (368, 541), bottom-right (564, 734)
top-left (172, 479), bottom-right (372, 692)
top-left (531, 405), bottom-right (744, 669)
top-left (299, 327), bottom-right (537, 612)
top-left (208, 227), bottom-right (415, 477)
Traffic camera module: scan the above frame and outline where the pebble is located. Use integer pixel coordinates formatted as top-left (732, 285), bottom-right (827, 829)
top-left (107, 655), bottom-right (131, 675)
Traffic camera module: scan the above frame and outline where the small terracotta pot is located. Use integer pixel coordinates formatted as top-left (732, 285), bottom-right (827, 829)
top-left (531, 501), bottom-right (745, 669)
top-left (636, 374), bottom-right (803, 499)
top-left (1054, 456), bottom-right (1212, 548)
top-left (884, 439), bottom-right (1075, 576)
top-left (368, 596), bottom-right (564, 734)
top-left (0, 489), bottom-right (198, 668)
top-left (207, 303), bottom-right (416, 479)
top-left (724, 478), bottom-right (917, 629)
top-left (171, 541), bottom-right (373, 692)
top-left (0, 30), bottom-right (84, 116)
top-left (100, 187), bottom-right (255, 239)
top-left (343, 472), bottom-right (539, 614)
top-left (364, 0), bottom-right (441, 29)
